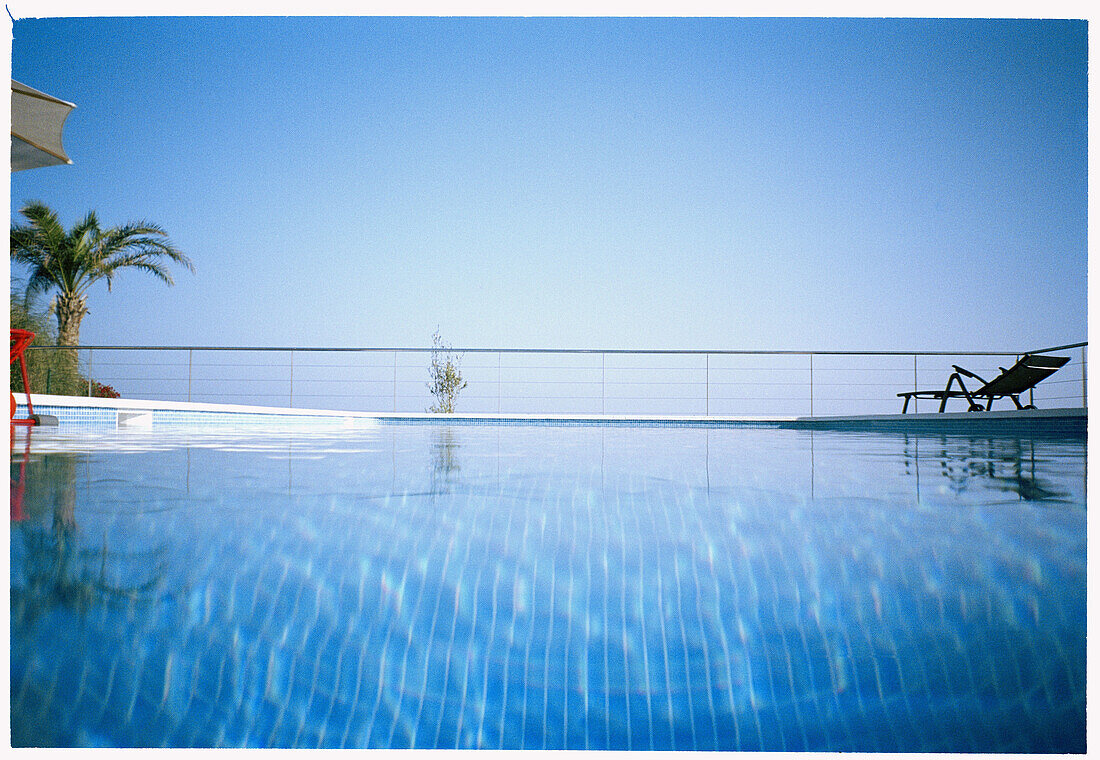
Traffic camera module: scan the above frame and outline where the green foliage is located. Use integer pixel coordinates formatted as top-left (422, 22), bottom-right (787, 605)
top-left (426, 329), bottom-right (468, 413)
top-left (10, 293), bottom-right (113, 397)
top-left (9, 200), bottom-right (191, 400)
top-left (10, 291), bottom-right (51, 336)
top-left (90, 380), bottom-right (121, 399)
top-left (10, 201), bottom-right (193, 347)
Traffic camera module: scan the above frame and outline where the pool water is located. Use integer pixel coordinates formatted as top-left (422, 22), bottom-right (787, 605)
top-left (10, 423), bottom-right (1086, 750)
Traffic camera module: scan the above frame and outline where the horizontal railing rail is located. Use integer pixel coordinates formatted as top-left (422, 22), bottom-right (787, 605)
top-left (34, 344), bottom-right (1085, 354)
top-left (20, 341), bottom-right (1087, 417)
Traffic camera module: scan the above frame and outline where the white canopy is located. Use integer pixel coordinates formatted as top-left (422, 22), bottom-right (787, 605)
top-left (11, 79), bottom-right (76, 172)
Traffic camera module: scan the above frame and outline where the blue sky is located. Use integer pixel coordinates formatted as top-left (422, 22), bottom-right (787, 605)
top-left (8, 16), bottom-right (1088, 352)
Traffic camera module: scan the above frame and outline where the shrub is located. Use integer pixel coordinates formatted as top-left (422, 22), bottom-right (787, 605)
top-left (10, 294), bottom-right (119, 398)
top-left (91, 380), bottom-right (120, 399)
top-left (426, 329), bottom-right (467, 413)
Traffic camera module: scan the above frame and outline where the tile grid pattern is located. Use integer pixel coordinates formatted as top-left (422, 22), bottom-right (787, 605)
top-left (9, 426), bottom-right (1086, 750)
top-left (15, 403), bottom-right (367, 428)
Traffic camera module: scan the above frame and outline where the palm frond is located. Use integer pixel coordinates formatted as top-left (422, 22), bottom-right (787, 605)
top-left (10, 202), bottom-right (193, 336)
top-left (99, 224), bottom-right (195, 273)
top-left (24, 266), bottom-right (61, 301)
top-left (16, 201), bottom-right (64, 235)
top-left (12, 204), bottom-right (61, 261)
top-left (9, 232), bottom-right (48, 268)
top-left (99, 255), bottom-right (177, 286)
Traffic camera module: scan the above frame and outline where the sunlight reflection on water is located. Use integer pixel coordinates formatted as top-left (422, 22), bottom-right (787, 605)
top-left (10, 423), bottom-right (1086, 750)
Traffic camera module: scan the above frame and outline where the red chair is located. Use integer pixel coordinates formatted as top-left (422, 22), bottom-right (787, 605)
top-left (10, 329), bottom-right (38, 425)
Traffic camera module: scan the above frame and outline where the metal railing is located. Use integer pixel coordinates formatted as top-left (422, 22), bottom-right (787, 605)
top-left (23, 341), bottom-right (1087, 417)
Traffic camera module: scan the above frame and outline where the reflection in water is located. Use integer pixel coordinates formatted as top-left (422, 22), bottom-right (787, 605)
top-left (10, 424), bottom-right (31, 521)
top-left (429, 427), bottom-right (462, 494)
top-left (8, 424), bottom-right (1086, 751)
top-left (900, 433), bottom-right (1069, 502)
top-left (11, 430), bottom-right (166, 624)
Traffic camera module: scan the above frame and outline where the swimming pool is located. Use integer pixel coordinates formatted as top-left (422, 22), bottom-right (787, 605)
top-left (10, 422), bottom-right (1086, 750)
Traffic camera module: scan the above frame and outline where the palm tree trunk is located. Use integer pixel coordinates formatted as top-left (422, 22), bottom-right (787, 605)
top-left (53, 293), bottom-right (87, 394)
top-left (54, 293), bottom-right (87, 347)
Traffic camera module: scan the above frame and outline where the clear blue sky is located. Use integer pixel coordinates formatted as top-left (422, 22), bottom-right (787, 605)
top-left (9, 16), bottom-right (1088, 352)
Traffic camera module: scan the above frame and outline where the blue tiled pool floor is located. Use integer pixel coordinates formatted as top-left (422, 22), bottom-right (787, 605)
top-left (10, 424), bottom-right (1086, 750)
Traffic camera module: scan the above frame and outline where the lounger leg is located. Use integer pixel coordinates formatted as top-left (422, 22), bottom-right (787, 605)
top-left (938, 374), bottom-right (981, 412)
top-left (941, 374), bottom-right (964, 412)
top-left (902, 395), bottom-right (911, 413)
top-left (958, 381), bottom-right (981, 411)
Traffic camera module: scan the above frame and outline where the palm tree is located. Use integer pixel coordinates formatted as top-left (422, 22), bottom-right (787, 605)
top-left (10, 201), bottom-right (194, 347)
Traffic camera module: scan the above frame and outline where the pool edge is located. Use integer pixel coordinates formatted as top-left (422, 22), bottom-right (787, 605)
top-left (12, 393), bottom-right (1086, 434)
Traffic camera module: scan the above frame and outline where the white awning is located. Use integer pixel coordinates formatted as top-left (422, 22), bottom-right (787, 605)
top-left (11, 79), bottom-right (76, 172)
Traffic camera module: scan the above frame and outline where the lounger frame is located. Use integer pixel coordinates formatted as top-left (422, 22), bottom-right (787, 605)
top-left (898, 354), bottom-right (1070, 413)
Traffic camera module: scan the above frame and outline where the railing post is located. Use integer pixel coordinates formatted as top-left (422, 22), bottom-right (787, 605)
top-left (1083, 346), bottom-right (1088, 408)
top-left (393, 351), bottom-right (398, 412)
top-left (705, 353), bottom-right (710, 416)
top-left (497, 351), bottom-right (502, 414)
top-left (808, 353), bottom-right (814, 417)
top-left (188, 349), bottom-right (193, 403)
top-left (913, 355), bottom-right (918, 414)
top-left (601, 353), bottom-right (606, 415)
top-left (87, 348), bottom-right (93, 397)
top-left (289, 349), bottom-right (294, 407)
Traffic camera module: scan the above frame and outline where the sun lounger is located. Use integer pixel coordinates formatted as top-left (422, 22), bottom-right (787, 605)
top-left (898, 353), bottom-right (1070, 413)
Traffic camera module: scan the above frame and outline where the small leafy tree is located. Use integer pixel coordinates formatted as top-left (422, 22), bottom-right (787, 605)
top-left (426, 329), bottom-right (467, 413)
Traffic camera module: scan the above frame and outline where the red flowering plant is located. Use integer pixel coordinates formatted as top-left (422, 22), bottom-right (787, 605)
top-left (90, 380), bottom-right (120, 399)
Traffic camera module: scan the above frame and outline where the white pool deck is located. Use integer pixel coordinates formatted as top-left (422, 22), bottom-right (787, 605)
top-left (12, 392), bottom-right (1087, 430)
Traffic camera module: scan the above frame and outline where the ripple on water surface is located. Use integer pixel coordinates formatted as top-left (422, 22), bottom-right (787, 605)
top-left (9, 423), bottom-right (1086, 750)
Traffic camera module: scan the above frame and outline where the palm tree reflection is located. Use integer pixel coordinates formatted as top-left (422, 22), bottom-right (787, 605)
top-left (11, 437), bottom-right (166, 623)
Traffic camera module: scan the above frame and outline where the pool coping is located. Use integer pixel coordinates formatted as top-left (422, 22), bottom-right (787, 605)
top-left (12, 393), bottom-right (1087, 433)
